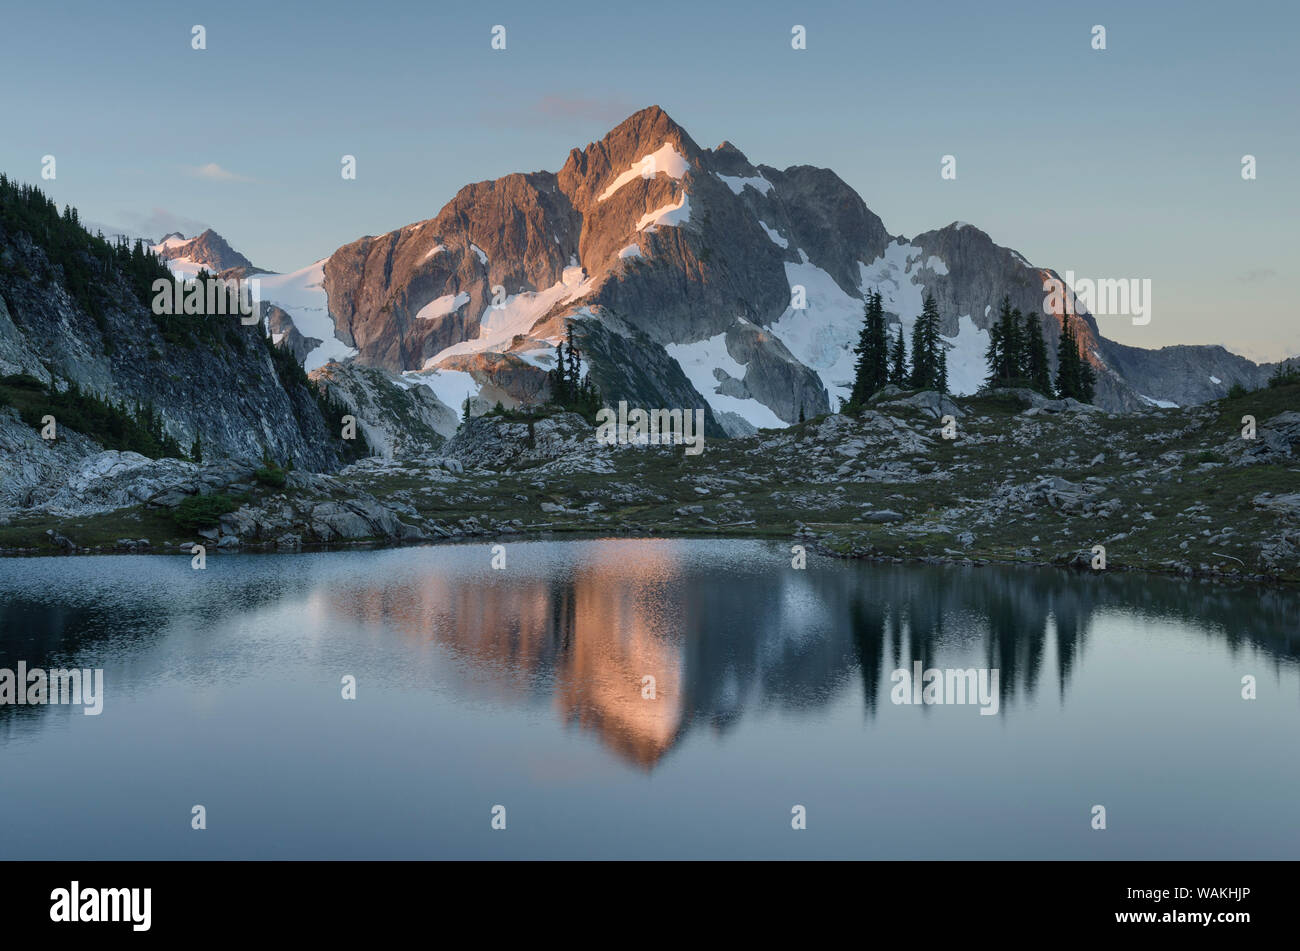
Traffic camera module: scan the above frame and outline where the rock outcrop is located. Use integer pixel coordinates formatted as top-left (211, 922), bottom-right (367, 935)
top-left (309, 362), bottom-right (456, 457)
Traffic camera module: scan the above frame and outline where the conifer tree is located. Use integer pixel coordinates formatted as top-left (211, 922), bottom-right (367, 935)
top-left (565, 325), bottom-right (581, 389)
top-left (1054, 312), bottom-right (1095, 402)
top-left (1078, 344), bottom-right (1097, 403)
top-left (546, 326), bottom-right (603, 420)
top-left (849, 290), bottom-right (889, 406)
top-left (1007, 307), bottom-right (1025, 380)
top-left (888, 325), bottom-right (907, 384)
top-left (909, 293), bottom-right (945, 391)
top-left (984, 296), bottom-right (1030, 387)
top-left (1055, 313), bottom-right (1077, 398)
top-left (1023, 311), bottom-right (1054, 396)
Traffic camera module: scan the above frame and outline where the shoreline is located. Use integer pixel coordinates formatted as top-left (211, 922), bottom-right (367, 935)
top-left (2, 523), bottom-right (1295, 589)
top-left (4, 386), bottom-right (1297, 586)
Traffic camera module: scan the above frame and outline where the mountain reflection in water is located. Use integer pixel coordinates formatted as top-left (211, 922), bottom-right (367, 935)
top-left (11, 538), bottom-right (1292, 768)
top-left (2, 539), bottom-right (1298, 859)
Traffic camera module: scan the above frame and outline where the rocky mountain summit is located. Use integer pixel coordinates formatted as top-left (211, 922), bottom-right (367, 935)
top-left (151, 229), bottom-right (259, 275)
top-left (252, 106), bottom-right (1283, 426)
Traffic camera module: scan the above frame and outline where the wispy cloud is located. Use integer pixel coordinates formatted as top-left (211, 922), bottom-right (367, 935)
top-left (84, 207), bottom-right (210, 243)
top-left (1236, 268), bottom-right (1277, 284)
top-left (532, 95), bottom-right (642, 125)
top-left (185, 162), bottom-right (259, 183)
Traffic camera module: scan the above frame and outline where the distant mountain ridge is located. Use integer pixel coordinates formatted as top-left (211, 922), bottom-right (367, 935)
top-left (151, 229), bottom-right (259, 277)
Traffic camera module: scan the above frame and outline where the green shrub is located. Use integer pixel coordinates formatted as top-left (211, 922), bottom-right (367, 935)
top-left (172, 493), bottom-right (238, 533)
top-left (254, 465), bottom-right (287, 488)
top-left (0, 373), bottom-right (45, 391)
top-left (1268, 359), bottom-right (1300, 388)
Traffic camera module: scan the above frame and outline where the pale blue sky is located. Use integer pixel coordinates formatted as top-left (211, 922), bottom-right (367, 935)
top-left (2, 0), bottom-right (1295, 359)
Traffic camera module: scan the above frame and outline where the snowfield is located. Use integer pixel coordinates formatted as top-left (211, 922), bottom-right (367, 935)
top-left (598, 143), bottom-right (690, 202)
top-left (766, 242), bottom-right (988, 406)
top-left (398, 367), bottom-right (480, 417)
top-left (716, 172), bottom-right (773, 196)
top-left (427, 266), bottom-right (595, 365)
top-left (256, 261), bottom-right (359, 372)
top-left (665, 331), bottom-right (788, 431)
top-left (636, 192), bottom-right (691, 232)
top-left (416, 292), bottom-right (470, 321)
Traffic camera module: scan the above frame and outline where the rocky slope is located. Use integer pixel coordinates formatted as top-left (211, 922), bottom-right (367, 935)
top-left (4, 383), bottom-right (1297, 586)
top-left (0, 210), bottom-right (352, 502)
top-left (243, 106), bottom-right (1284, 426)
top-left (309, 362), bottom-right (456, 458)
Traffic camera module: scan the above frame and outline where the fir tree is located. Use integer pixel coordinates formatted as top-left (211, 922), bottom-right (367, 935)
top-left (1055, 313), bottom-right (1078, 399)
top-left (1054, 312), bottom-right (1095, 402)
top-left (1007, 307), bottom-right (1025, 380)
top-left (909, 293), bottom-right (945, 391)
top-left (888, 325), bottom-right (907, 384)
top-left (546, 325), bottom-right (603, 421)
top-left (565, 325), bottom-right (581, 390)
top-left (849, 290), bottom-right (890, 406)
top-left (1078, 346), bottom-right (1097, 402)
top-left (1023, 311), bottom-right (1054, 396)
top-left (547, 339), bottom-right (571, 404)
top-left (984, 296), bottom-right (1030, 387)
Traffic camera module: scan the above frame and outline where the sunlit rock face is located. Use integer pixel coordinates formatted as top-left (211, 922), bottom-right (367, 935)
top-left (297, 106), bottom-right (1277, 422)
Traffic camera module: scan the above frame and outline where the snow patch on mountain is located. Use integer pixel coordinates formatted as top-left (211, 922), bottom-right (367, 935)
top-left (665, 332), bottom-right (787, 431)
top-left (398, 367), bottom-right (480, 422)
top-left (636, 192), bottom-right (691, 232)
top-left (764, 243), bottom-right (992, 405)
top-left (768, 259), bottom-right (864, 404)
top-left (618, 243), bottom-right (642, 259)
top-left (416, 292), bottom-right (470, 321)
top-left (598, 143), bottom-right (690, 202)
top-left (258, 261), bottom-right (359, 372)
top-left (943, 315), bottom-right (991, 396)
top-left (860, 241), bottom-right (929, 327)
top-left (759, 221), bottom-right (788, 249)
top-left (716, 173), bottom-right (772, 196)
top-left (158, 256), bottom-right (208, 280)
top-left (429, 269), bottom-right (595, 364)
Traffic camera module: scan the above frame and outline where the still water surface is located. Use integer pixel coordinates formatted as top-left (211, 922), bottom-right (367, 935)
top-left (0, 539), bottom-right (1296, 859)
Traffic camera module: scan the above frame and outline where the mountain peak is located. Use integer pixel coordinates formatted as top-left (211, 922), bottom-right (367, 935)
top-left (607, 104), bottom-right (679, 135)
top-left (152, 227), bottom-right (254, 273)
top-left (591, 105), bottom-right (698, 160)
